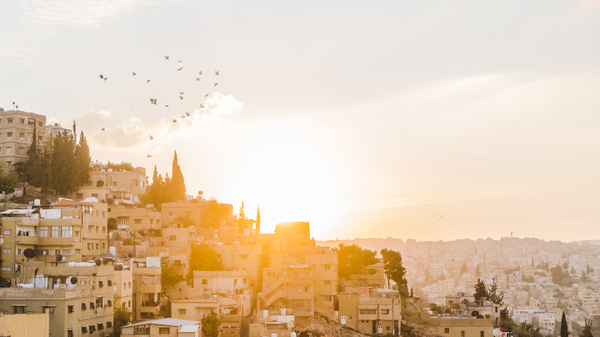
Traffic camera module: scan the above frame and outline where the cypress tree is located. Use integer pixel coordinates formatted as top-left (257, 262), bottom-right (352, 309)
top-left (74, 131), bottom-right (91, 188)
top-left (560, 311), bottom-right (568, 337)
top-left (171, 151), bottom-right (186, 201)
top-left (50, 131), bottom-right (76, 196)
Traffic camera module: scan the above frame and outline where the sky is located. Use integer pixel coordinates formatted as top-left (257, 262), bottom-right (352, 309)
top-left (1, 0), bottom-right (600, 241)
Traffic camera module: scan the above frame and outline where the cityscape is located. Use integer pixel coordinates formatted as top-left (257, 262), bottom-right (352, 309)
top-left (1, 1), bottom-right (599, 337)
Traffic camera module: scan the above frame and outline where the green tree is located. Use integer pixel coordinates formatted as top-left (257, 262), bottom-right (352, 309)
top-left (24, 125), bottom-right (44, 187)
top-left (112, 305), bottom-right (132, 337)
top-left (201, 311), bottom-right (221, 337)
top-left (560, 311), bottom-right (569, 337)
top-left (171, 151), bottom-right (186, 201)
top-left (74, 131), bottom-right (91, 188)
top-left (49, 131), bottom-right (77, 196)
top-left (460, 262), bottom-right (468, 276)
top-left (474, 278), bottom-right (488, 305)
top-left (0, 170), bottom-right (17, 194)
top-left (190, 244), bottom-right (225, 271)
top-left (487, 279), bottom-right (504, 305)
top-left (106, 161), bottom-right (134, 171)
top-left (337, 243), bottom-right (378, 280)
top-left (582, 318), bottom-right (594, 337)
top-left (380, 248), bottom-right (409, 297)
top-left (108, 218), bottom-right (117, 230)
top-left (161, 263), bottom-right (183, 291)
top-left (203, 199), bottom-right (230, 229)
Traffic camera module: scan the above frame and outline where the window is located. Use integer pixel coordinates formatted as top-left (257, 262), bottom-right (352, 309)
top-left (19, 132), bottom-right (24, 139)
top-left (81, 326), bottom-right (88, 334)
top-left (461, 331), bottom-right (465, 337)
top-left (68, 329), bottom-right (74, 337)
top-left (68, 305), bottom-right (74, 313)
top-left (2, 267), bottom-right (11, 272)
top-left (6, 132), bottom-right (12, 138)
top-left (98, 323), bottom-right (104, 330)
top-left (62, 226), bottom-right (72, 237)
top-left (169, 235), bottom-right (177, 241)
top-left (20, 118), bottom-right (25, 124)
top-left (107, 321), bottom-right (113, 329)
top-left (99, 281), bottom-right (104, 288)
top-left (3, 248), bottom-right (11, 254)
top-left (324, 280), bottom-right (331, 285)
top-left (381, 309), bottom-right (390, 315)
top-left (159, 327), bottom-right (170, 334)
top-left (51, 226), bottom-right (60, 237)
top-left (108, 280), bottom-right (112, 286)
top-left (359, 309), bottom-right (377, 314)
top-left (90, 302), bottom-right (95, 309)
top-left (81, 303), bottom-right (87, 310)
top-left (202, 279), bottom-right (208, 285)
top-left (13, 305), bottom-right (25, 314)
top-left (19, 147), bottom-right (24, 154)
top-left (38, 227), bottom-right (48, 237)
top-left (2, 230), bottom-right (10, 235)
top-left (76, 249), bottom-right (81, 255)
top-left (63, 249), bottom-right (71, 255)
top-left (6, 146), bottom-right (12, 154)
top-left (178, 309), bottom-right (186, 315)
top-left (480, 332), bottom-right (485, 337)
top-left (107, 299), bottom-right (112, 307)
top-left (39, 121), bottom-right (42, 127)
top-left (324, 265), bottom-right (331, 270)
top-left (89, 325), bottom-right (96, 333)
top-left (168, 211), bottom-right (174, 216)
top-left (444, 328), bottom-right (450, 334)
top-left (241, 255), bottom-right (248, 259)
top-left (7, 118), bottom-right (13, 123)
top-left (55, 249), bottom-right (60, 256)
top-left (42, 306), bottom-right (55, 314)
top-left (134, 219), bottom-right (142, 224)
top-left (17, 248), bottom-right (21, 255)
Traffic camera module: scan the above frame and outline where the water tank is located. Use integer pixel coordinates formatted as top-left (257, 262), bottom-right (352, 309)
top-left (34, 199), bottom-right (40, 206)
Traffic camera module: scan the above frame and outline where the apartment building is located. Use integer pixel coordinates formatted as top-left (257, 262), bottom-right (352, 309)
top-left (108, 205), bottom-right (162, 233)
top-left (433, 318), bottom-right (494, 337)
top-left (339, 290), bottom-right (401, 335)
top-left (308, 246), bottom-right (338, 318)
top-left (132, 257), bottom-right (162, 322)
top-left (0, 312), bottom-right (50, 336)
top-left (114, 261), bottom-right (133, 310)
top-left (0, 109), bottom-right (46, 168)
top-left (52, 198), bottom-right (108, 259)
top-left (121, 318), bottom-right (201, 336)
top-left (83, 162), bottom-right (147, 204)
top-left (0, 261), bottom-right (116, 337)
top-left (0, 208), bottom-right (82, 281)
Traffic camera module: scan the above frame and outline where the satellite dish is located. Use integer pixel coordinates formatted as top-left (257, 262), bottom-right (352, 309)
top-left (471, 310), bottom-right (479, 317)
top-left (56, 254), bottom-right (63, 262)
top-left (70, 277), bottom-right (78, 284)
top-left (23, 248), bottom-right (36, 259)
top-left (127, 252), bottom-right (133, 259)
top-left (95, 259), bottom-right (102, 266)
top-left (114, 264), bottom-right (124, 271)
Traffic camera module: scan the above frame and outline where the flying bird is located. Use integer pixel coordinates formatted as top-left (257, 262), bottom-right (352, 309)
top-left (214, 83), bottom-right (218, 86)
top-left (180, 92), bottom-right (185, 95)
top-left (165, 105), bottom-right (169, 107)
top-left (178, 60), bottom-right (182, 63)
top-left (149, 98), bottom-right (157, 105)
top-left (198, 71), bottom-right (202, 75)
top-left (181, 115), bottom-right (186, 119)
top-left (132, 71), bottom-right (136, 76)
top-left (149, 135), bottom-right (154, 140)
top-left (185, 112), bottom-right (190, 117)
top-left (196, 77), bottom-right (200, 81)
top-left (164, 56), bottom-right (169, 60)
top-left (99, 75), bottom-right (107, 81)
top-left (147, 155), bottom-right (153, 158)
top-left (204, 93), bottom-right (209, 97)
top-left (177, 67), bottom-right (183, 71)
top-left (179, 96), bottom-right (184, 100)
top-left (147, 79), bottom-right (151, 84)
top-left (215, 70), bottom-right (219, 75)
top-left (199, 104), bottom-right (205, 109)
top-left (101, 128), bottom-right (105, 131)
top-left (172, 119), bottom-right (177, 123)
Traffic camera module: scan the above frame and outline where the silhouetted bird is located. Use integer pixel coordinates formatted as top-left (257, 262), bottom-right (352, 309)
top-left (165, 105), bottom-right (169, 107)
top-left (198, 71), bottom-right (202, 75)
top-left (149, 98), bottom-right (157, 105)
top-left (199, 104), bottom-right (205, 109)
top-left (101, 128), bottom-right (105, 131)
top-left (132, 71), bottom-right (136, 76)
top-left (178, 60), bottom-right (182, 63)
top-left (177, 67), bottom-right (183, 71)
top-left (214, 83), bottom-right (218, 86)
top-left (179, 96), bottom-right (184, 100)
top-left (147, 79), bottom-right (151, 83)
top-left (172, 119), bottom-right (177, 123)
top-left (149, 135), bottom-right (154, 140)
top-left (185, 112), bottom-right (190, 117)
top-left (196, 77), bottom-right (200, 81)
top-left (164, 56), bottom-right (169, 60)
top-left (205, 93), bottom-right (209, 97)
top-left (215, 70), bottom-right (219, 75)
top-left (180, 92), bottom-right (185, 95)
top-left (147, 155), bottom-right (153, 158)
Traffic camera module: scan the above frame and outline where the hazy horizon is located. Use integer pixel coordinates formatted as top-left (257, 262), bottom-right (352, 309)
top-left (2, 0), bottom-right (600, 241)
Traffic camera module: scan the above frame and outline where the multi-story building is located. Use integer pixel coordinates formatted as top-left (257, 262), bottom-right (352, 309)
top-left (82, 162), bottom-right (147, 204)
top-left (114, 261), bottom-right (133, 310)
top-left (308, 246), bottom-right (338, 318)
top-left (0, 261), bottom-right (116, 337)
top-left (0, 312), bottom-right (50, 336)
top-left (121, 318), bottom-right (201, 336)
top-left (339, 290), bottom-right (401, 335)
top-left (0, 207), bottom-right (82, 281)
top-left (0, 109), bottom-right (46, 168)
top-left (433, 318), bottom-right (493, 337)
top-left (52, 198), bottom-right (108, 259)
top-left (108, 205), bottom-right (162, 233)
top-left (132, 257), bottom-right (162, 322)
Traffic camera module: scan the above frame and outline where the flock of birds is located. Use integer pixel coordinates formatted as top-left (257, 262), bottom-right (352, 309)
top-left (432, 211), bottom-right (445, 223)
top-left (97, 56), bottom-right (222, 158)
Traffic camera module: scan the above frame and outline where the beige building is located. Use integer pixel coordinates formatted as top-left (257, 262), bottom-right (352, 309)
top-left (434, 318), bottom-right (494, 337)
top-left (308, 246), bottom-right (338, 318)
top-left (339, 291), bottom-right (401, 335)
top-left (109, 205), bottom-right (162, 233)
top-left (0, 109), bottom-right (46, 168)
top-left (84, 162), bottom-right (147, 204)
top-left (0, 208), bottom-right (83, 281)
top-left (347, 261), bottom-right (386, 289)
top-left (171, 298), bottom-right (220, 320)
top-left (0, 261), bottom-right (115, 337)
top-left (0, 312), bottom-right (50, 337)
top-left (133, 258), bottom-right (162, 322)
top-left (161, 199), bottom-right (235, 230)
top-left (121, 318), bottom-right (201, 337)
top-left (52, 198), bottom-right (109, 259)
top-left (213, 242), bottom-right (262, 283)
top-left (114, 262), bottom-right (134, 310)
